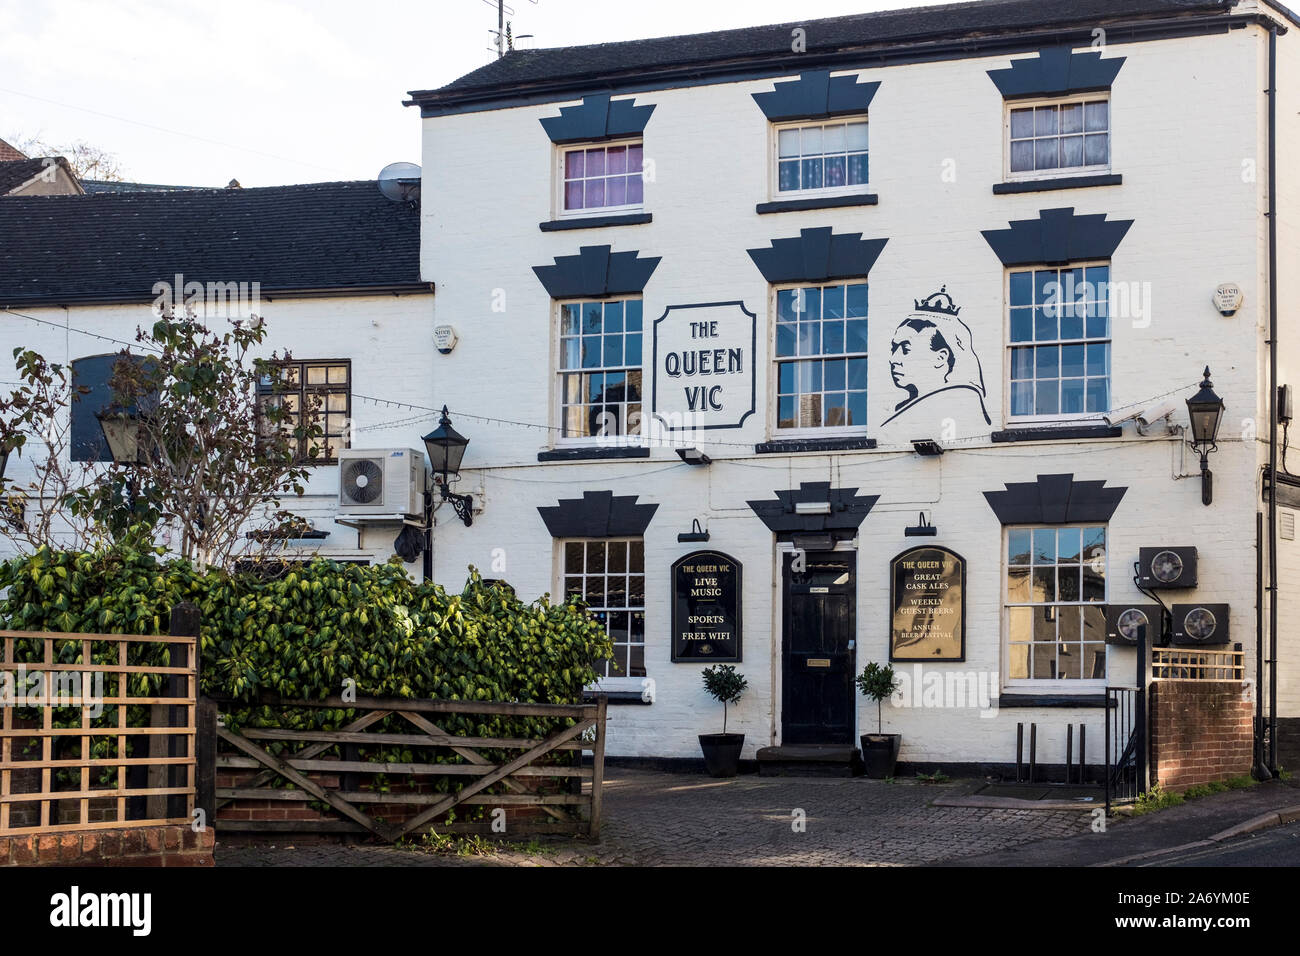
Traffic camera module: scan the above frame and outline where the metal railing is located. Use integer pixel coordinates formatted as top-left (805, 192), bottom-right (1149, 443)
top-left (1104, 685), bottom-right (1146, 813)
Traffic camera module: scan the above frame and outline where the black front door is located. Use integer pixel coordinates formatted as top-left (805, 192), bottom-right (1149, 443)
top-left (781, 551), bottom-right (856, 745)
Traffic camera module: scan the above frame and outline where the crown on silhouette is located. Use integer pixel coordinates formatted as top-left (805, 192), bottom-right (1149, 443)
top-left (914, 285), bottom-right (961, 317)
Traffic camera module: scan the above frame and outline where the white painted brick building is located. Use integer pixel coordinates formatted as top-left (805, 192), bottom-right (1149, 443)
top-left (4, 0), bottom-right (1298, 776)
top-left (0, 182), bottom-right (435, 573)
top-left (405, 0), bottom-right (1300, 772)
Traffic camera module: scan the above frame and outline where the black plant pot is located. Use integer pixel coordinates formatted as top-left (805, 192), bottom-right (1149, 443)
top-left (698, 733), bottom-right (745, 778)
top-left (860, 733), bottom-right (901, 779)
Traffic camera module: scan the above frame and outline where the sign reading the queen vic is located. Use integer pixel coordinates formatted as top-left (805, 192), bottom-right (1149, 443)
top-left (890, 546), bottom-right (966, 662)
top-left (671, 550), bottom-right (742, 662)
top-left (651, 301), bottom-right (756, 431)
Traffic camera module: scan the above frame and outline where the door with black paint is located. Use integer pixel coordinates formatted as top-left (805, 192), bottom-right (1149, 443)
top-left (781, 551), bottom-right (856, 745)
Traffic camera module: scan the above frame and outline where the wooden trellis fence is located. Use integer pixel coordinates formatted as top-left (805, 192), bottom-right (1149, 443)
top-left (209, 694), bottom-right (607, 841)
top-left (0, 611), bottom-right (199, 836)
top-left (1150, 646), bottom-right (1245, 682)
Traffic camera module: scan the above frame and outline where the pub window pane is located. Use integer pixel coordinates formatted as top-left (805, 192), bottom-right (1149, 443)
top-left (1009, 606), bottom-right (1033, 642)
top-left (775, 118), bottom-right (869, 193)
top-left (564, 542), bottom-right (583, 570)
top-left (1007, 566), bottom-right (1031, 603)
top-left (256, 359), bottom-right (350, 463)
top-left (1009, 97), bottom-right (1109, 176)
top-left (776, 281), bottom-right (868, 432)
top-left (1006, 525), bottom-right (1108, 684)
top-left (1032, 644), bottom-right (1056, 679)
top-left (1056, 642), bottom-right (1083, 680)
top-left (563, 141), bottom-right (643, 212)
top-left (1009, 644), bottom-right (1030, 680)
top-left (1007, 263), bottom-right (1112, 419)
top-left (1008, 528), bottom-right (1032, 563)
top-left (561, 538), bottom-right (647, 680)
top-left (607, 540), bottom-right (627, 573)
top-left (557, 299), bottom-right (644, 439)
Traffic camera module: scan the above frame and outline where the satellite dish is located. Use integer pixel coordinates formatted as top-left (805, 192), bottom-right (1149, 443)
top-left (378, 162), bottom-right (421, 202)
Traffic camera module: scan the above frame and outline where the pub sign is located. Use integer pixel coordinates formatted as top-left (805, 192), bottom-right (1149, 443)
top-left (671, 550), bottom-right (742, 662)
top-left (890, 546), bottom-right (966, 662)
top-left (651, 301), bottom-right (757, 431)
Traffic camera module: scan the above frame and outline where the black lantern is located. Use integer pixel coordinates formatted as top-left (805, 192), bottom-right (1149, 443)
top-left (1185, 367), bottom-right (1225, 506)
top-left (421, 405), bottom-right (473, 527)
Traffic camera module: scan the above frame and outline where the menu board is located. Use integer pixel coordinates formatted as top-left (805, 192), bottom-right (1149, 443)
top-left (890, 546), bottom-right (966, 662)
top-left (671, 551), bottom-right (742, 662)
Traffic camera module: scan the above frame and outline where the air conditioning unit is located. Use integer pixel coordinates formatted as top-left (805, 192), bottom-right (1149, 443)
top-left (1105, 603), bottom-right (1164, 646)
top-left (1137, 547), bottom-right (1198, 589)
top-left (336, 447), bottom-right (426, 518)
top-left (1171, 603), bottom-right (1230, 646)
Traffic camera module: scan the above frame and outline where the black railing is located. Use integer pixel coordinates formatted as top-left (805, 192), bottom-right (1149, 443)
top-left (1104, 685), bottom-right (1147, 813)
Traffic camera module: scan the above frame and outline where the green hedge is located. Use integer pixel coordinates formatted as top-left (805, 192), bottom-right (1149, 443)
top-left (0, 544), bottom-right (611, 746)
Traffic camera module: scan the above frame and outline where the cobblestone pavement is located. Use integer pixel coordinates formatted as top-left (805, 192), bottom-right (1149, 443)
top-left (216, 769), bottom-right (1093, 867)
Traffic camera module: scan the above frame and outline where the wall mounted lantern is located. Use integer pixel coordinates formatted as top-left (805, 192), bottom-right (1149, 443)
top-left (421, 405), bottom-right (474, 527)
top-left (676, 447), bottom-right (711, 466)
top-left (96, 410), bottom-right (144, 465)
top-left (1185, 367), bottom-right (1225, 506)
top-left (678, 518), bottom-right (710, 543)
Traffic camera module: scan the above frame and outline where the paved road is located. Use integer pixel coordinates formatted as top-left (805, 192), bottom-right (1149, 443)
top-left (217, 768), bottom-right (1091, 867)
top-left (1126, 821), bottom-right (1300, 867)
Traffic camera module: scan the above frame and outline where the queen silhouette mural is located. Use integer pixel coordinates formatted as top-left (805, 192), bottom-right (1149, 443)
top-left (882, 286), bottom-right (991, 428)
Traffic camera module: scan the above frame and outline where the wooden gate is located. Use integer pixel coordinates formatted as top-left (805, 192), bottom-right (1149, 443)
top-left (208, 694), bottom-right (607, 841)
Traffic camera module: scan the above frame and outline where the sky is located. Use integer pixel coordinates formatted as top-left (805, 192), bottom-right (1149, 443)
top-left (0, 0), bottom-right (916, 187)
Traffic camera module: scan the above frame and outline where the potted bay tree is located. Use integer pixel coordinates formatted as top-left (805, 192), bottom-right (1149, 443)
top-left (857, 661), bottom-right (901, 779)
top-left (699, 664), bottom-right (747, 777)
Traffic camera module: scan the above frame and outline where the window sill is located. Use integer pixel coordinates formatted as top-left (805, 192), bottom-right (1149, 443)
top-left (540, 212), bottom-right (652, 231)
top-left (582, 690), bottom-right (651, 706)
top-left (991, 424), bottom-right (1122, 443)
top-left (993, 174), bottom-right (1122, 195)
top-left (537, 445), bottom-right (650, 462)
top-left (756, 193), bottom-right (878, 214)
top-left (996, 693), bottom-right (1109, 708)
top-left (755, 437), bottom-right (877, 454)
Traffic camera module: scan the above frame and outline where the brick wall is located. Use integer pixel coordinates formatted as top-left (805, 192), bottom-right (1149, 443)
top-left (1149, 681), bottom-right (1254, 792)
top-left (0, 825), bottom-right (214, 867)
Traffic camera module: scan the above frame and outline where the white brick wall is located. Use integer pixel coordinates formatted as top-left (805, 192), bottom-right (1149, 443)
top-left (0, 292), bottom-right (436, 569)
top-left (417, 27), bottom-right (1284, 762)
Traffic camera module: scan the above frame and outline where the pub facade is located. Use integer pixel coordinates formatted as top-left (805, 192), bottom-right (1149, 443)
top-left (406, 0), bottom-right (1300, 770)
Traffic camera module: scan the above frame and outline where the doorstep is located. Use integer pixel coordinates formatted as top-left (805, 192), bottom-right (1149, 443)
top-left (755, 744), bottom-right (864, 777)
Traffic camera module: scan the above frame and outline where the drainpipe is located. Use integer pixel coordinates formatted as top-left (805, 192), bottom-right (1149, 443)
top-left (1266, 24), bottom-right (1280, 775)
top-left (1256, 511), bottom-right (1268, 778)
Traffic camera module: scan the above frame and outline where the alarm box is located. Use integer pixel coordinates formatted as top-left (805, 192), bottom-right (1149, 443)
top-left (1170, 603), bottom-right (1230, 646)
top-left (1105, 603), bottom-right (1164, 646)
top-left (1137, 547), bottom-right (1198, 589)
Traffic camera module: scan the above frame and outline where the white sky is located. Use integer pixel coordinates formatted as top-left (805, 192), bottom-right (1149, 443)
top-left (0, 0), bottom-right (915, 187)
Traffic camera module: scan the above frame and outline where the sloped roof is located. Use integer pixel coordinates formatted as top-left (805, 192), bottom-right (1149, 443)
top-left (408, 0), bottom-right (1240, 112)
top-left (0, 157), bottom-right (77, 195)
top-left (0, 180), bottom-right (425, 306)
top-left (0, 138), bottom-right (27, 162)
top-left (81, 179), bottom-right (207, 195)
